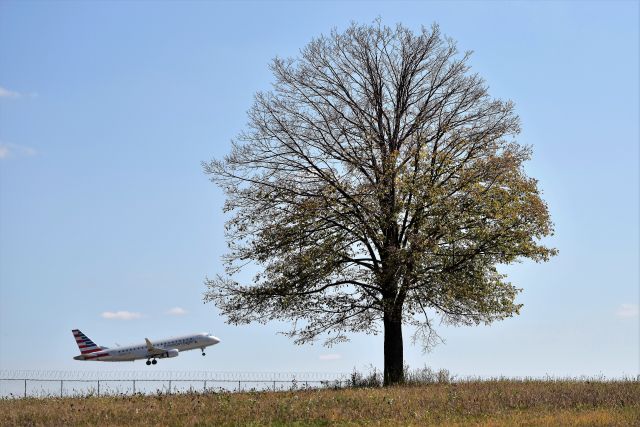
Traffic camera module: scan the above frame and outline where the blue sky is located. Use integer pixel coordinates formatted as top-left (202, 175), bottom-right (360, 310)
top-left (0, 1), bottom-right (638, 378)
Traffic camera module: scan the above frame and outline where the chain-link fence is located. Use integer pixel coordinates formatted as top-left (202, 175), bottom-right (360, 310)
top-left (0, 370), bottom-right (349, 398)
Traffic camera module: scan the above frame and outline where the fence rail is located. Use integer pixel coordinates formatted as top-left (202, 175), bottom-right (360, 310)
top-left (0, 370), bottom-right (349, 398)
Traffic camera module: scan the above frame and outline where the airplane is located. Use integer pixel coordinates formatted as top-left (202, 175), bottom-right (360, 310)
top-left (72, 329), bottom-right (221, 365)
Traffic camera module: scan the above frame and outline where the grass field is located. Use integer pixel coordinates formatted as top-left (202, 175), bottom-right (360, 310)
top-left (2, 379), bottom-right (639, 426)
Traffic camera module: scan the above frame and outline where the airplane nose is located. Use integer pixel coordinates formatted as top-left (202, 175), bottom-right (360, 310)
top-left (209, 336), bottom-right (221, 345)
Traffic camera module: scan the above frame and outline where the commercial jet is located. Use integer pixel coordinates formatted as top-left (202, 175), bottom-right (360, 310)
top-left (72, 329), bottom-right (221, 365)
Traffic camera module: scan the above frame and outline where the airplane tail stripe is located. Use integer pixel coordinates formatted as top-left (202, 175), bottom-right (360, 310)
top-left (72, 329), bottom-right (102, 354)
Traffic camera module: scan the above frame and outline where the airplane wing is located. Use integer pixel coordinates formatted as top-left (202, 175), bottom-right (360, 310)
top-left (145, 338), bottom-right (169, 356)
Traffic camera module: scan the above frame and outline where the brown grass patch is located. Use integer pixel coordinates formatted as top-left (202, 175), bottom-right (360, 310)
top-left (1, 380), bottom-right (638, 426)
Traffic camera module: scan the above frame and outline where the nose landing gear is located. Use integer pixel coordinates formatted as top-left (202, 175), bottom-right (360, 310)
top-left (201, 348), bottom-right (206, 356)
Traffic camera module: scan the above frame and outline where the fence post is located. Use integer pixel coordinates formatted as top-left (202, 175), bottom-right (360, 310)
top-left (168, 380), bottom-right (171, 394)
top-left (60, 380), bottom-right (63, 398)
top-left (24, 379), bottom-right (26, 398)
top-left (204, 380), bottom-right (206, 392)
top-left (133, 380), bottom-right (136, 395)
top-left (273, 380), bottom-right (276, 391)
top-left (97, 380), bottom-right (100, 397)
top-left (238, 380), bottom-right (241, 391)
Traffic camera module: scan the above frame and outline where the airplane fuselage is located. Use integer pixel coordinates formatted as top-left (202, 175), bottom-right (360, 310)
top-left (72, 331), bottom-right (220, 363)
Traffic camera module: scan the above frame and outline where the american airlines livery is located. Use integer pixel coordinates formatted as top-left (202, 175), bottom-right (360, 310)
top-left (72, 329), bottom-right (221, 365)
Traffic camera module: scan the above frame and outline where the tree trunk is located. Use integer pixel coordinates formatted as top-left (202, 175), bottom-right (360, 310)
top-left (383, 310), bottom-right (404, 386)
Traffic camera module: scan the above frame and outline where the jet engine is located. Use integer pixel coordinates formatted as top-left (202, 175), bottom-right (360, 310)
top-left (159, 349), bottom-right (179, 359)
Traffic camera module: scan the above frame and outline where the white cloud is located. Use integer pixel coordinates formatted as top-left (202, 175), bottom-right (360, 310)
top-left (0, 86), bottom-right (21, 98)
top-left (616, 304), bottom-right (639, 318)
top-left (166, 307), bottom-right (187, 316)
top-left (319, 353), bottom-right (341, 361)
top-left (0, 143), bottom-right (37, 160)
top-left (101, 311), bottom-right (143, 320)
top-left (0, 86), bottom-right (37, 99)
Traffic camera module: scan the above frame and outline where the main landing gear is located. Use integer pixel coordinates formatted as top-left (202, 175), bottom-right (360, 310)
top-left (146, 359), bottom-right (157, 366)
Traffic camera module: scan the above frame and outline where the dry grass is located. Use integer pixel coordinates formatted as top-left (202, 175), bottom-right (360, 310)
top-left (2, 380), bottom-right (639, 426)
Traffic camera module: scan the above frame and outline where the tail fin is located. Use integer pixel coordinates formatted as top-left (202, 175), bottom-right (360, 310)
top-left (72, 329), bottom-right (102, 354)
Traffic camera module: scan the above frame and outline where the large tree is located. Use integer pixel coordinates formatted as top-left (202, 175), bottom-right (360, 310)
top-left (204, 22), bottom-right (556, 385)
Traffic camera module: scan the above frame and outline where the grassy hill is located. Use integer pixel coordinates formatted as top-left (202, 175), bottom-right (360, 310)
top-left (2, 379), bottom-right (638, 426)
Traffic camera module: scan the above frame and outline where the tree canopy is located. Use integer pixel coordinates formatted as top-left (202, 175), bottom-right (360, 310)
top-left (204, 21), bottom-right (556, 385)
